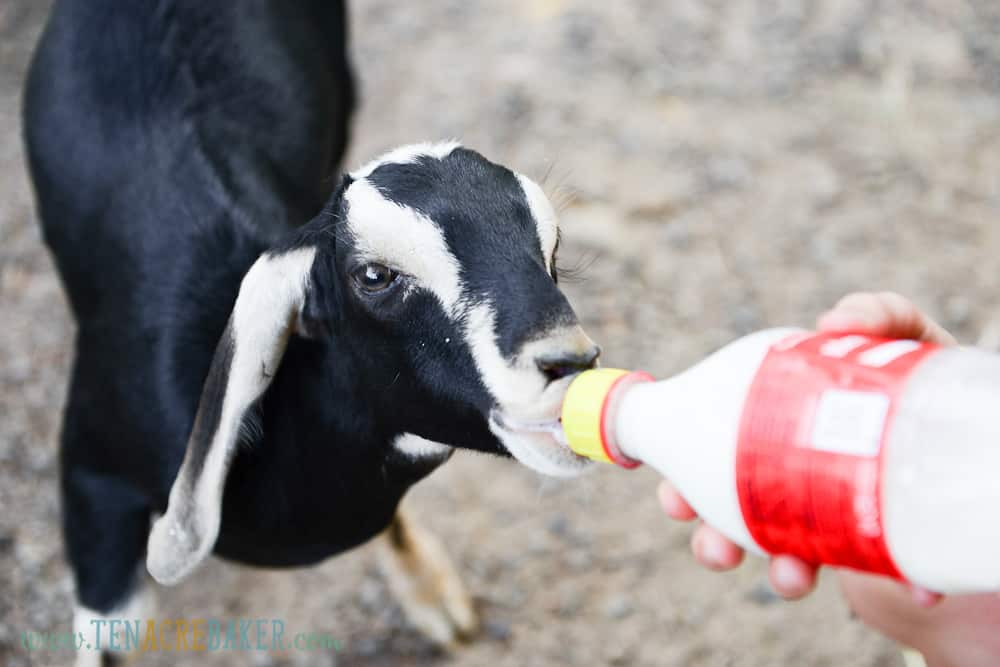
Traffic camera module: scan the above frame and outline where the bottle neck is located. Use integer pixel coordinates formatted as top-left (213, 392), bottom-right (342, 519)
top-left (602, 372), bottom-right (656, 468)
top-left (611, 376), bottom-right (678, 466)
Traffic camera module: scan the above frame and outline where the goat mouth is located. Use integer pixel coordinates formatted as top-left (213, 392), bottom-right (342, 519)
top-left (488, 409), bottom-right (591, 478)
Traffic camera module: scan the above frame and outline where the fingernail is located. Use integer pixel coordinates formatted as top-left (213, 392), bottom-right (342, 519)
top-left (772, 563), bottom-right (808, 597)
top-left (910, 586), bottom-right (942, 608)
top-left (691, 531), bottom-right (709, 563)
top-left (771, 565), bottom-right (796, 591)
top-left (701, 536), bottom-right (727, 568)
top-left (656, 481), bottom-right (671, 506)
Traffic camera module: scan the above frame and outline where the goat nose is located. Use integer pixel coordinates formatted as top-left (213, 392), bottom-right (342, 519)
top-left (536, 345), bottom-right (601, 383)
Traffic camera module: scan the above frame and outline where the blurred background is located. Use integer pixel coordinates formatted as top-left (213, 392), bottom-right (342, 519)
top-left (3, 1), bottom-right (1000, 665)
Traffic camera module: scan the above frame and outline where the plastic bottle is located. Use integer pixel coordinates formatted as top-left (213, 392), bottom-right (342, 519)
top-left (558, 328), bottom-right (1000, 593)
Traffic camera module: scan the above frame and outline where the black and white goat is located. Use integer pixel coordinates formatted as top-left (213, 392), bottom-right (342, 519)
top-left (23, 1), bottom-right (598, 663)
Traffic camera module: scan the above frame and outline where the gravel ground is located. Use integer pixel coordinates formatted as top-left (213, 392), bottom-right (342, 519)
top-left (5, 1), bottom-right (1000, 666)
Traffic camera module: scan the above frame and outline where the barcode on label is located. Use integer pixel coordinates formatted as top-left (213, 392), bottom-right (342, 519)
top-left (810, 389), bottom-right (890, 457)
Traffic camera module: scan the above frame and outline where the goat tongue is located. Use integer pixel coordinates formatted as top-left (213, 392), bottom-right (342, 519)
top-left (492, 412), bottom-right (567, 445)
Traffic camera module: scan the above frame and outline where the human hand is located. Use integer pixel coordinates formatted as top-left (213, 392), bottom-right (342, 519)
top-left (657, 479), bottom-right (818, 598)
top-left (816, 290), bottom-right (957, 347)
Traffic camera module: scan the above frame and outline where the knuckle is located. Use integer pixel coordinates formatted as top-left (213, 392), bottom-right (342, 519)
top-left (875, 290), bottom-right (906, 309)
top-left (875, 291), bottom-right (912, 319)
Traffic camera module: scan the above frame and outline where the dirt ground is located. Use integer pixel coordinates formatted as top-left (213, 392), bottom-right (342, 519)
top-left (4, 1), bottom-right (1000, 666)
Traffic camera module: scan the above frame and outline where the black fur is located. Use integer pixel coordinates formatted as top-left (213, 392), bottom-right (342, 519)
top-left (23, 0), bottom-right (592, 637)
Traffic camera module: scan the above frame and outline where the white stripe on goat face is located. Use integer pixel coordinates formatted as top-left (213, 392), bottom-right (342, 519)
top-left (343, 178), bottom-right (463, 315)
top-left (463, 301), bottom-right (555, 413)
top-left (516, 173), bottom-right (560, 272)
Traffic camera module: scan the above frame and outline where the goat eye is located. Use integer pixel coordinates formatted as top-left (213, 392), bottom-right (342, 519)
top-left (353, 263), bottom-right (397, 292)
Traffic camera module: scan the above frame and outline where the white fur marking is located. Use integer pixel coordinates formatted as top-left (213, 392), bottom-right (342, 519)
top-left (516, 173), bottom-right (560, 271)
top-left (393, 433), bottom-right (453, 460)
top-left (464, 302), bottom-right (596, 418)
top-left (351, 141), bottom-right (462, 179)
top-left (464, 302), bottom-right (547, 410)
top-left (344, 179), bottom-right (464, 315)
top-left (147, 247), bottom-right (316, 585)
top-left (73, 583), bottom-right (153, 665)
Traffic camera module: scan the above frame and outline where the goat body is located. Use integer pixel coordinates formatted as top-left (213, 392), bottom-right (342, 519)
top-left (25, 0), bottom-right (597, 658)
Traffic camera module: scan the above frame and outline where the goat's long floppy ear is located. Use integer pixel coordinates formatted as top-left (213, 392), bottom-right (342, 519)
top-left (146, 246), bottom-right (317, 585)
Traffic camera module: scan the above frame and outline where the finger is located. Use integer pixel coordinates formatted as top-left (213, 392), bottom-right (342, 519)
top-left (908, 585), bottom-right (943, 608)
top-left (817, 291), bottom-right (906, 334)
top-left (657, 479), bottom-right (697, 521)
top-left (691, 523), bottom-right (744, 571)
top-left (767, 555), bottom-right (818, 599)
top-left (817, 291), bottom-right (957, 346)
top-left (870, 291), bottom-right (957, 345)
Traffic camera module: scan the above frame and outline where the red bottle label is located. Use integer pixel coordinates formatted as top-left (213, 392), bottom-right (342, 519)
top-left (735, 331), bottom-right (939, 578)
